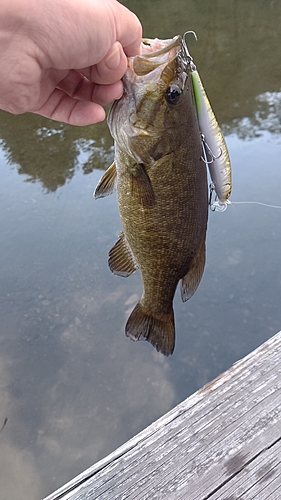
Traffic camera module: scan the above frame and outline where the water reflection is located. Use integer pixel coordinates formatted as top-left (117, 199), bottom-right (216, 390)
top-left (0, 0), bottom-right (280, 193)
top-left (0, 163), bottom-right (176, 498)
top-left (224, 91), bottom-right (281, 138)
top-left (0, 112), bottom-right (113, 191)
top-left (0, 1), bottom-right (281, 499)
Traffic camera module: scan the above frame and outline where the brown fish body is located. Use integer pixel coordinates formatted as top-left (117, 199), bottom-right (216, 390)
top-left (95, 36), bottom-right (208, 355)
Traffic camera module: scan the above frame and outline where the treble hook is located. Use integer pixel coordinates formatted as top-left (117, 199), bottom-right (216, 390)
top-left (183, 30), bottom-right (197, 42)
top-left (201, 134), bottom-right (222, 164)
top-left (182, 31), bottom-right (197, 69)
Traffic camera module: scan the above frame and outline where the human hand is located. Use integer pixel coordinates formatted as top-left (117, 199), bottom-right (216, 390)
top-left (0, 0), bottom-right (142, 125)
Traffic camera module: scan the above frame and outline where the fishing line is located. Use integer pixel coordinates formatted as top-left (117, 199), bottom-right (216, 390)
top-left (208, 184), bottom-right (281, 211)
top-left (230, 201), bottom-right (281, 209)
top-left (210, 196), bottom-right (281, 212)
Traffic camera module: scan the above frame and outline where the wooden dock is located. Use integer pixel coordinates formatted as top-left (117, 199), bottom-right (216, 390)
top-left (45, 330), bottom-right (281, 500)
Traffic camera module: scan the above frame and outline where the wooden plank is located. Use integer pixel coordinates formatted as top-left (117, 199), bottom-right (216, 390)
top-left (44, 331), bottom-right (281, 500)
top-left (215, 440), bottom-right (281, 499)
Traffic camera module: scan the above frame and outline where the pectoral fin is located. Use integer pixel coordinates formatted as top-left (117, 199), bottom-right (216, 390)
top-left (130, 164), bottom-right (155, 207)
top-left (108, 233), bottom-right (138, 277)
top-left (94, 162), bottom-right (117, 199)
top-left (181, 239), bottom-right (206, 302)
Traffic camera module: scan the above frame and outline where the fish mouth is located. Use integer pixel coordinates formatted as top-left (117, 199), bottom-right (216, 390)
top-left (141, 35), bottom-right (182, 56)
top-left (129, 35), bottom-right (182, 77)
top-left (107, 35), bottom-right (186, 157)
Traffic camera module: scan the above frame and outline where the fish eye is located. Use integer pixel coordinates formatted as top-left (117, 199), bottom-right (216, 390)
top-left (165, 84), bottom-right (182, 105)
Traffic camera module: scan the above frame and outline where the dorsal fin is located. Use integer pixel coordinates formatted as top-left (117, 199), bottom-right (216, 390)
top-left (108, 233), bottom-right (138, 277)
top-left (94, 162), bottom-right (117, 199)
top-left (180, 238), bottom-right (206, 302)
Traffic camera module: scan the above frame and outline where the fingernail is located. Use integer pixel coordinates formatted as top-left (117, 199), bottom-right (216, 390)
top-left (105, 43), bottom-right (121, 71)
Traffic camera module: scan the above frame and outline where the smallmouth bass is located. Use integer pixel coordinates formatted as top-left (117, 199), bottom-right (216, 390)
top-left (95, 35), bottom-right (209, 355)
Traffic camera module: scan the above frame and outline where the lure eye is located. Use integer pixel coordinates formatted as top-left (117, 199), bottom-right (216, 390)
top-left (165, 84), bottom-right (182, 105)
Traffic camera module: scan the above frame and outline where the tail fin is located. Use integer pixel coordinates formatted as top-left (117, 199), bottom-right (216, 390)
top-left (125, 302), bottom-right (175, 356)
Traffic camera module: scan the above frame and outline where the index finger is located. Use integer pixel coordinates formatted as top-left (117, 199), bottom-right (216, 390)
top-left (114, 4), bottom-right (142, 56)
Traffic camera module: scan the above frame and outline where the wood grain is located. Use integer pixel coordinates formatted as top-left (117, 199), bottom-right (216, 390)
top-left (45, 331), bottom-right (281, 500)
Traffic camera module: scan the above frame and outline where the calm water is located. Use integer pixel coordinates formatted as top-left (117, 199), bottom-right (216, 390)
top-left (0, 1), bottom-right (281, 498)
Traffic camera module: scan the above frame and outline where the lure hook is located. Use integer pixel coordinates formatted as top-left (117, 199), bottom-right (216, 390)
top-left (182, 31), bottom-right (197, 69)
top-left (184, 29), bottom-right (232, 204)
top-left (209, 183), bottom-right (230, 212)
top-left (183, 30), bottom-right (198, 43)
top-left (201, 134), bottom-right (222, 164)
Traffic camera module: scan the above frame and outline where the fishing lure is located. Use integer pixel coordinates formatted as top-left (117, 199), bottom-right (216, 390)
top-left (182, 33), bottom-right (232, 211)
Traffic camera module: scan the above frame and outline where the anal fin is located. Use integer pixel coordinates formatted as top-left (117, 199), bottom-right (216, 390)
top-left (126, 301), bottom-right (175, 356)
top-left (94, 162), bottom-right (117, 199)
top-left (181, 238), bottom-right (206, 302)
top-left (108, 233), bottom-right (138, 277)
